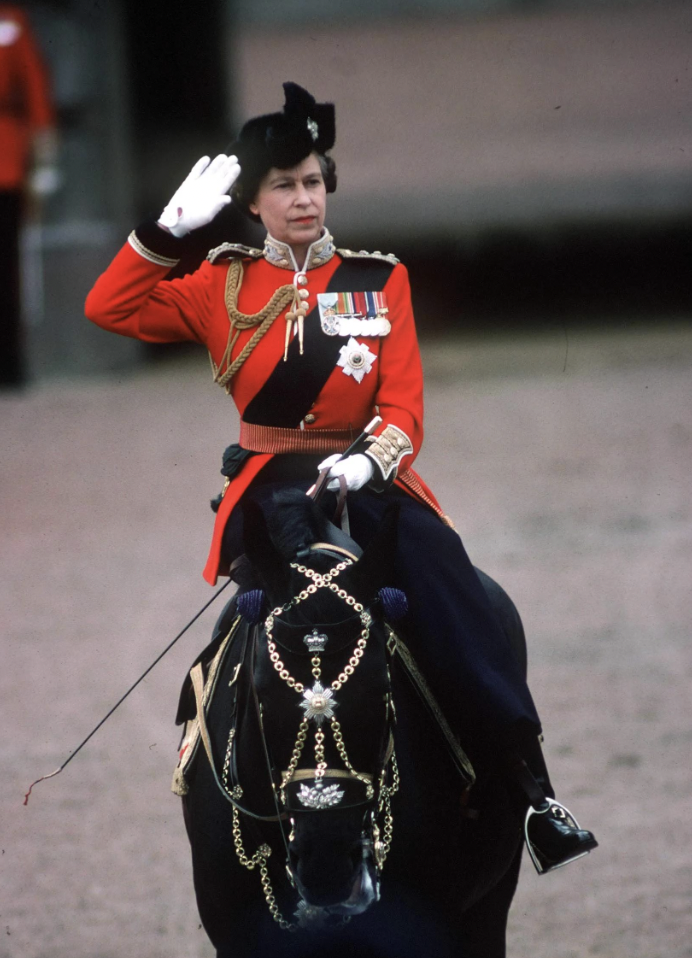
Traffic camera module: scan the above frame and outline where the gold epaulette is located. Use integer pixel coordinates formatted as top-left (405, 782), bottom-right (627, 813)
top-left (337, 248), bottom-right (400, 266)
top-left (207, 242), bottom-right (263, 264)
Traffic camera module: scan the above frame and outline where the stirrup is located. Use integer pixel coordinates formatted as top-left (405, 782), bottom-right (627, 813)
top-left (524, 799), bottom-right (595, 875)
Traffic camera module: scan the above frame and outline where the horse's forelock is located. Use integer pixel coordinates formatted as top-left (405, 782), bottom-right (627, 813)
top-left (266, 489), bottom-right (331, 559)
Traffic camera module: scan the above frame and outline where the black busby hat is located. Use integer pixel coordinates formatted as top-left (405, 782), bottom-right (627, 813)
top-left (230, 82), bottom-right (337, 221)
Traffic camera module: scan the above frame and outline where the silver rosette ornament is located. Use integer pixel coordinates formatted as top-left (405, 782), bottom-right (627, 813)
top-left (298, 781), bottom-right (345, 809)
top-left (300, 681), bottom-right (337, 725)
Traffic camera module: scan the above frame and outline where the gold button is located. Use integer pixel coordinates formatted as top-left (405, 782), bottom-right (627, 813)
top-left (304, 413), bottom-right (316, 424)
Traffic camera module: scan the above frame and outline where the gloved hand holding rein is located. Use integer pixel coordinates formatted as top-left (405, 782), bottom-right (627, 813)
top-left (317, 452), bottom-right (375, 493)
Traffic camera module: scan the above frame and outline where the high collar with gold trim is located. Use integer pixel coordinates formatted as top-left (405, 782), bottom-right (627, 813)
top-left (263, 228), bottom-right (335, 272)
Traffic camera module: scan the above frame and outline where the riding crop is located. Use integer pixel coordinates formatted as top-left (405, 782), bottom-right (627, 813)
top-left (23, 578), bottom-right (232, 805)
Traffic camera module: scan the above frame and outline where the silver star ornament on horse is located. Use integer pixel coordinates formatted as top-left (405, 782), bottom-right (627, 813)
top-left (300, 681), bottom-right (337, 725)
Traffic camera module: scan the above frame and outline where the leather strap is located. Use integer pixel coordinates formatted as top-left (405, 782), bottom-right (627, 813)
top-left (339, 498), bottom-right (351, 537)
top-left (309, 466), bottom-right (333, 502)
top-left (332, 474), bottom-right (349, 524)
top-left (509, 757), bottom-right (549, 810)
top-left (190, 664), bottom-right (213, 773)
top-left (388, 628), bottom-right (476, 786)
top-left (190, 660), bottom-right (284, 822)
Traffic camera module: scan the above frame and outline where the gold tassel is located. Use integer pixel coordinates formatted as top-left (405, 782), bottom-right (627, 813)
top-left (296, 308), bottom-right (306, 355)
top-left (283, 285), bottom-right (309, 360)
top-left (284, 311), bottom-right (296, 361)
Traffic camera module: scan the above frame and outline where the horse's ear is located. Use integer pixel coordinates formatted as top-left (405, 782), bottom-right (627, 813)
top-left (353, 503), bottom-right (399, 595)
top-left (242, 499), bottom-right (291, 595)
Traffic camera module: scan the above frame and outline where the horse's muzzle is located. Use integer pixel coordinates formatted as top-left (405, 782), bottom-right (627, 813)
top-left (292, 843), bottom-right (381, 914)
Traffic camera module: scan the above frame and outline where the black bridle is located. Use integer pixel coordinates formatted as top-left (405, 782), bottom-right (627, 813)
top-left (205, 543), bottom-right (396, 819)
top-left (195, 540), bottom-right (399, 929)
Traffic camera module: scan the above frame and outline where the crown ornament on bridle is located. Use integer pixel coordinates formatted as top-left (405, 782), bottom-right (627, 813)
top-left (303, 628), bottom-right (328, 653)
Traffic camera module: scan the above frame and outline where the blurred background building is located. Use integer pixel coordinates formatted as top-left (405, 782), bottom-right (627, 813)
top-left (12, 0), bottom-right (692, 380)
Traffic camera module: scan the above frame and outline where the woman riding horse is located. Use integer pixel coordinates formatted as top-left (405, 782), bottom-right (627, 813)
top-left (85, 82), bottom-right (596, 874)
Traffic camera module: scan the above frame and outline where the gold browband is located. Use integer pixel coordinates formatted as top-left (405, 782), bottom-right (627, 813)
top-left (308, 542), bottom-right (360, 562)
top-left (282, 768), bottom-right (374, 784)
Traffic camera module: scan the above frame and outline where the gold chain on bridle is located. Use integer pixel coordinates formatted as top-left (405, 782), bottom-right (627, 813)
top-left (221, 732), bottom-right (299, 931)
top-left (374, 750), bottom-right (400, 868)
top-left (223, 555), bottom-right (398, 932)
top-left (230, 804), bottom-right (299, 932)
top-left (264, 559), bottom-right (376, 802)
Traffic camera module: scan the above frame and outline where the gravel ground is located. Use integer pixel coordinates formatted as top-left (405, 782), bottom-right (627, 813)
top-left (2, 323), bottom-right (691, 958)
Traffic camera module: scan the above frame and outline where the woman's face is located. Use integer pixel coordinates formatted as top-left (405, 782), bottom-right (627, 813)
top-left (249, 153), bottom-right (326, 253)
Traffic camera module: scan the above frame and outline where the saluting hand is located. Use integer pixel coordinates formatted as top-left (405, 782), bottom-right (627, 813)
top-left (158, 154), bottom-right (241, 237)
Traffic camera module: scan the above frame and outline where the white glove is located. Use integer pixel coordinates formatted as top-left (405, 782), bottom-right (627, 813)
top-left (158, 154), bottom-right (240, 237)
top-left (28, 129), bottom-right (61, 198)
top-left (317, 453), bottom-right (375, 492)
top-left (29, 166), bottom-right (62, 197)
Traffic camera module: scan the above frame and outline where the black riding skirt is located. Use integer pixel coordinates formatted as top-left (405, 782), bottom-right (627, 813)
top-left (221, 457), bottom-right (542, 755)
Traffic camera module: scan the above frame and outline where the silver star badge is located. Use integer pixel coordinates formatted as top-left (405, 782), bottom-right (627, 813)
top-left (337, 337), bottom-right (377, 384)
top-left (300, 681), bottom-right (336, 725)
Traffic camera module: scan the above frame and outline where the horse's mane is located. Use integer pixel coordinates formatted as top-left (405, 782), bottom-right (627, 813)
top-left (240, 490), bottom-right (398, 621)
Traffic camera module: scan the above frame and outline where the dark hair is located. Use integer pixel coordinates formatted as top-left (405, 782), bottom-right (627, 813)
top-left (231, 152), bottom-right (337, 223)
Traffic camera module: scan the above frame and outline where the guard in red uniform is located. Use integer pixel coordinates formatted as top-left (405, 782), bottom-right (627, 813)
top-left (85, 83), bottom-right (597, 873)
top-left (0, 4), bottom-right (58, 386)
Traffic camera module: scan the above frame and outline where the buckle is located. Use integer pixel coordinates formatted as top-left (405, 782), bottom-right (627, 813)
top-left (386, 627), bottom-right (398, 657)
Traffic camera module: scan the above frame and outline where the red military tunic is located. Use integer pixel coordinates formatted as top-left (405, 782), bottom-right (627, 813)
top-left (85, 226), bottom-right (445, 584)
top-left (0, 5), bottom-right (55, 190)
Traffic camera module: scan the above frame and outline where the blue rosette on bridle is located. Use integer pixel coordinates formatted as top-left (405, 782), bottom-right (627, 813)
top-left (378, 587), bottom-right (408, 622)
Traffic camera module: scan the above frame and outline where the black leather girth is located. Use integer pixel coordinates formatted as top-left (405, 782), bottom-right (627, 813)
top-left (242, 258), bottom-right (395, 428)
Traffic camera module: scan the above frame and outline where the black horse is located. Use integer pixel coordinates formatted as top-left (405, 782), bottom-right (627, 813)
top-left (178, 491), bottom-right (529, 958)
